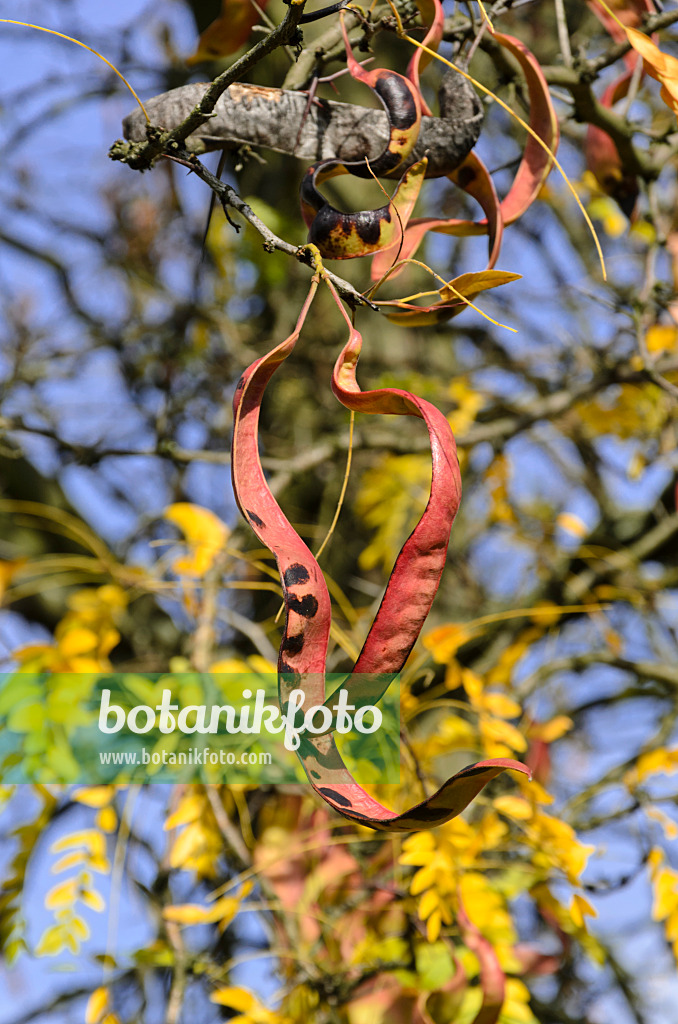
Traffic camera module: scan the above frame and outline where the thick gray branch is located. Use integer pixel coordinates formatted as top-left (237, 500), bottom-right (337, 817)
top-left (123, 73), bottom-right (483, 179)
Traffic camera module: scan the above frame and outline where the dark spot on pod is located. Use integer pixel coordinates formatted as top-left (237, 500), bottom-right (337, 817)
top-left (281, 632), bottom-right (305, 656)
top-left (456, 763), bottom-right (492, 778)
top-left (400, 805), bottom-right (452, 822)
top-left (319, 786), bottom-right (351, 807)
top-left (456, 165), bottom-right (476, 189)
top-left (246, 509), bottom-right (265, 527)
top-left (312, 206), bottom-right (389, 252)
top-left (279, 670), bottom-right (302, 692)
top-left (355, 209), bottom-right (387, 246)
top-left (287, 594), bottom-right (319, 618)
top-left (310, 770), bottom-right (321, 779)
top-left (284, 564), bottom-right (310, 586)
top-left (373, 72), bottom-right (419, 131)
top-left (235, 375), bottom-right (246, 392)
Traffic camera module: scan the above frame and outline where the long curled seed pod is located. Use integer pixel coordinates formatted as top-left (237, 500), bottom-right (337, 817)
top-left (231, 278), bottom-right (529, 831)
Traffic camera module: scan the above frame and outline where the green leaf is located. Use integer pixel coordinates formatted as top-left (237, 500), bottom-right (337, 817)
top-left (415, 939), bottom-right (455, 990)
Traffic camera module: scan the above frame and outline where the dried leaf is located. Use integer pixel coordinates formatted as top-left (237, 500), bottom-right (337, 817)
top-left (187, 0), bottom-right (272, 64)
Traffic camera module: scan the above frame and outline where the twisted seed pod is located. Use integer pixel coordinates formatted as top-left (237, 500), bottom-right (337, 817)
top-left (299, 17), bottom-right (425, 260)
top-left (231, 281), bottom-right (529, 831)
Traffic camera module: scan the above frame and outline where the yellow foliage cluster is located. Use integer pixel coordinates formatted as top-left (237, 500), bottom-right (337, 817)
top-left (626, 26), bottom-right (678, 121)
top-left (448, 379), bottom-right (485, 437)
top-left (531, 884), bottom-right (603, 964)
top-left (73, 786), bottom-right (119, 834)
top-left (13, 584), bottom-right (127, 673)
top-left (355, 454), bottom-right (432, 572)
top-left (164, 879), bottom-right (252, 930)
top-left (460, 668), bottom-right (526, 759)
top-left (164, 502), bottom-right (230, 578)
top-left (85, 986), bottom-right (120, 1024)
top-left (645, 324), bottom-right (678, 356)
top-left (37, 827), bottom-right (109, 956)
top-left (625, 745), bottom-right (678, 788)
top-left (210, 985), bottom-right (290, 1024)
top-left (164, 788), bottom-right (225, 878)
top-left (574, 383), bottom-right (672, 441)
top-left (648, 848), bottom-right (678, 967)
top-left (497, 793), bottom-right (595, 887)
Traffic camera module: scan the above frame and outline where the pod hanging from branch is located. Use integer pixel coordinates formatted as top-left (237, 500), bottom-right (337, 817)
top-left (231, 271), bottom-right (529, 831)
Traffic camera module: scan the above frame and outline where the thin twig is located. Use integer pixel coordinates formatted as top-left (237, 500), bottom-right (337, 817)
top-left (554, 0), bottom-right (573, 68)
top-left (166, 150), bottom-right (376, 309)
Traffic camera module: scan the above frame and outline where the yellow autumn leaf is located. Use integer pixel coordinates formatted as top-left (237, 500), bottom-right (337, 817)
top-left (529, 812), bottom-right (594, 884)
top-left (164, 791), bottom-right (206, 830)
top-left (399, 831), bottom-right (436, 866)
top-left (210, 657), bottom-right (251, 674)
top-left (89, 854), bottom-right (112, 874)
top-left (636, 746), bottom-right (678, 782)
top-left (521, 777), bottom-right (554, 805)
top-left (85, 987), bottom-right (110, 1024)
top-left (461, 667), bottom-right (484, 705)
top-left (69, 915), bottom-right (90, 943)
top-left (163, 903), bottom-right (216, 925)
top-left (482, 693), bottom-right (522, 719)
top-left (501, 977), bottom-right (539, 1024)
top-left (439, 270), bottom-right (522, 303)
top-left (448, 380), bottom-right (484, 435)
top-left (556, 512), bottom-right (588, 538)
top-left (58, 628), bottom-right (99, 657)
top-left (626, 26), bottom-right (678, 119)
top-left (528, 602), bottom-right (562, 627)
top-left (72, 786), bottom-right (115, 808)
top-left (45, 878), bottom-right (78, 909)
top-left (426, 908), bottom-right (443, 943)
top-left (168, 823), bottom-right (205, 868)
top-left (80, 888), bottom-right (106, 913)
top-left (648, 846), bottom-right (664, 875)
top-left (52, 829), bottom-right (106, 858)
top-left (481, 716), bottom-right (528, 753)
top-left (164, 893), bottom-right (246, 928)
top-left (494, 795), bottom-right (533, 820)
top-left (356, 454), bottom-right (431, 572)
top-left (570, 893), bottom-right (597, 929)
top-left (529, 716), bottom-right (574, 743)
top-left (51, 851), bottom-right (87, 874)
top-left (588, 195), bottom-right (628, 238)
top-left (210, 986), bottom-right (255, 1010)
top-left (186, 0), bottom-right (272, 64)
top-left (95, 806), bottom-right (118, 833)
top-left (418, 888), bottom-right (440, 922)
top-left (646, 324), bottom-right (678, 355)
top-left (460, 872), bottom-right (517, 945)
top-left (165, 502), bottom-right (229, 578)
top-left (423, 623), bottom-right (478, 662)
top-left (652, 867), bottom-right (678, 921)
top-left (35, 924), bottom-right (67, 957)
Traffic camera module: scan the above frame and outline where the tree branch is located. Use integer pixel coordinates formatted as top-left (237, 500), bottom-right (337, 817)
top-left (109, 1), bottom-right (308, 171)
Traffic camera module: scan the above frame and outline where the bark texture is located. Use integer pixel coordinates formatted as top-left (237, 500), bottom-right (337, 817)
top-left (123, 72), bottom-right (483, 179)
